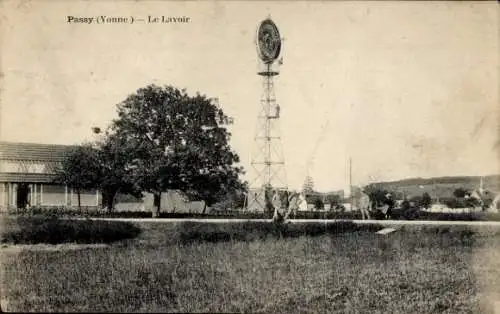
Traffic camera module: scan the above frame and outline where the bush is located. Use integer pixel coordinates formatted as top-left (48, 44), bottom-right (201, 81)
top-left (1, 216), bottom-right (142, 245)
top-left (94, 211), bottom-right (152, 218)
top-left (176, 220), bottom-right (383, 244)
top-left (8, 207), bottom-right (154, 218)
top-left (389, 204), bottom-right (420, 220)
top-left (158, 211), bottom-right (266, 219)
top-left (7, 206), bottom-right (495, 221)
top-left (293, 211), bottom-right (362, 220)
top-left (453, 188), bottom-right (468, 198)
top-left (8, 206), bottom-right (104, 217)
top-left (313, 199), bottom-right (324, 210)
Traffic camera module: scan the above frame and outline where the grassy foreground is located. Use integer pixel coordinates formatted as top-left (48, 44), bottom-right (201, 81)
top-left (1, 219), bottom-right (500, 313)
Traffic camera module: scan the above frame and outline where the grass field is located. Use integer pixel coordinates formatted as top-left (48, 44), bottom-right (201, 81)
top-left (2, 218), bottom-right (500, 313)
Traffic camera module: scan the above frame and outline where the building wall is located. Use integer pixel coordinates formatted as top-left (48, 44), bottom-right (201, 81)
top-left (41, 184), bottom-right (67, 206)
top-left (0, 183), bottom-right (7, 211)
top-left (0, 182), bottom-right (200, 211)
top-left (70, 188), bottom-right (99, 207)
top-left (114, 202), bottom-right (146, 212)
top-left (142, 191), bottom-right (205, 213)
top-left (0, 183), bottom-right (18, 210)
top-left (39, 185), bottom-right (100, 208)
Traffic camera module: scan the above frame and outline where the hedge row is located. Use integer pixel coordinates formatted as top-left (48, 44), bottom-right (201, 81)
top-left (1, 216), bottom-right (142, 245)
top-left (176, 220), bottom-right (383, 244)
top-left (4, 206), bottom-right (498, 221)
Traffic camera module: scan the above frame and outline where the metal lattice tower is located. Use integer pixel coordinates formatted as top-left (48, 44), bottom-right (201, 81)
top-left (248, 62), bottom-right (287, 212)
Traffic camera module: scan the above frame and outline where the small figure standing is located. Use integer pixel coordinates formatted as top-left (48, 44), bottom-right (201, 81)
top-left (384, 193), bottom-right (394, 219)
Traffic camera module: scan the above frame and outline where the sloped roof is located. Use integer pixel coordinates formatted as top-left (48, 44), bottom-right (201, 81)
top-left (0, 173), bottom-right (57, 183)
top-left (0, 141), bottom-right (76, 162)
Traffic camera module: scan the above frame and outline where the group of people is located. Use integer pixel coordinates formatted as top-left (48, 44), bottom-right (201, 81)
top-left (264, 187), bottom-right (399, 222)
top-left (266, 189), bottom-right (307, 223)
top-left (358, 190), bottom-right (396, 220)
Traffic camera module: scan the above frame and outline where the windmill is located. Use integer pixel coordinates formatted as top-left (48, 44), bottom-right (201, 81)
top-left (247, 17), bottom-right (287, 213)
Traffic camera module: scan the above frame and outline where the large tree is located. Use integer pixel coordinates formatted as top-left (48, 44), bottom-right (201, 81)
top-left (53, 144), bottom-right (101, 210)
top-left (420, 192), bottom-right (432, 209)
top-left (55, 132), bottom-right (145, 212)
top-left (109, 84), bottom-right (245, 217)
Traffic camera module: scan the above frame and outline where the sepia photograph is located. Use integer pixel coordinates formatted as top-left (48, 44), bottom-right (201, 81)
top-left (0, 0), bottom-right (499, 312)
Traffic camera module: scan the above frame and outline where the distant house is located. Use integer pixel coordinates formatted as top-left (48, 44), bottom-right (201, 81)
top-left (0, 141), bottom-right (100, 210)
top-left (470, 188), bottom-right (500, 213)
top-left (423, 202), bottom-right (450, 213)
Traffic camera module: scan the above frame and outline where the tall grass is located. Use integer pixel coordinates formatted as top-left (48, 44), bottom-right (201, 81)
top-left (2, 220), bottom-right (500, 312)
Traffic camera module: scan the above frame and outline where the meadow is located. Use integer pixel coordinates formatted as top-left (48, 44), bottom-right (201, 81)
top-left (2, 217), bottom-right (500, 313)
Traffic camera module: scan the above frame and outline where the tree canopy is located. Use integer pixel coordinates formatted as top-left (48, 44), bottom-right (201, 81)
top-left (53, 144), bottom-right (101, 209)
top-left (420, 192), bottom-right (432, 208)
top-left (109, 84), bottom-right (246, 216)
top-left (453, 187), bottom-right (468, 198)
top-left (54, 85), bottom-right (246, 215)
top-left (54, 138), bottom-right (142, 212)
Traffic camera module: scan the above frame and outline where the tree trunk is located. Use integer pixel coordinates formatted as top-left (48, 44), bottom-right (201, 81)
top-left (77, 189), bottom-right (82, 212)
top-left (153, 192), bottom-right (162, 218)
top-left (106, 188), bottom-right (120, 214)
top-left (106, 192), bottom-right (116, 214)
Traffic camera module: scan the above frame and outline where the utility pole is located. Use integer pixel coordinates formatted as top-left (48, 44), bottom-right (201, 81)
top-left (349, 157), bottom-right (353, 210)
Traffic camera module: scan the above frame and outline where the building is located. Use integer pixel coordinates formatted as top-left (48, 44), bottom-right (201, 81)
top-left (0, 141), bottom-right (100, 210)
top-left (469, 186), bottom-right (500, 213)
top-left (0, 141), bottom-right (206, 213)
top-left (115, 190), bottom-right (206, 213)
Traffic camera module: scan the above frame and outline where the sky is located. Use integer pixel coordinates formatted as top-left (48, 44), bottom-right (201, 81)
top-left (1, 1), bottom-right (498, 192)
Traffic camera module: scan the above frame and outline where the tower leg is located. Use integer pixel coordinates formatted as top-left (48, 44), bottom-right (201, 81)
top-left (249, 64), bottom-right (287, 213)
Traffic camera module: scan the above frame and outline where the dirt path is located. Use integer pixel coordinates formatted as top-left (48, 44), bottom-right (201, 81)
top-left (0, 243), bottom-right (109, 253)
